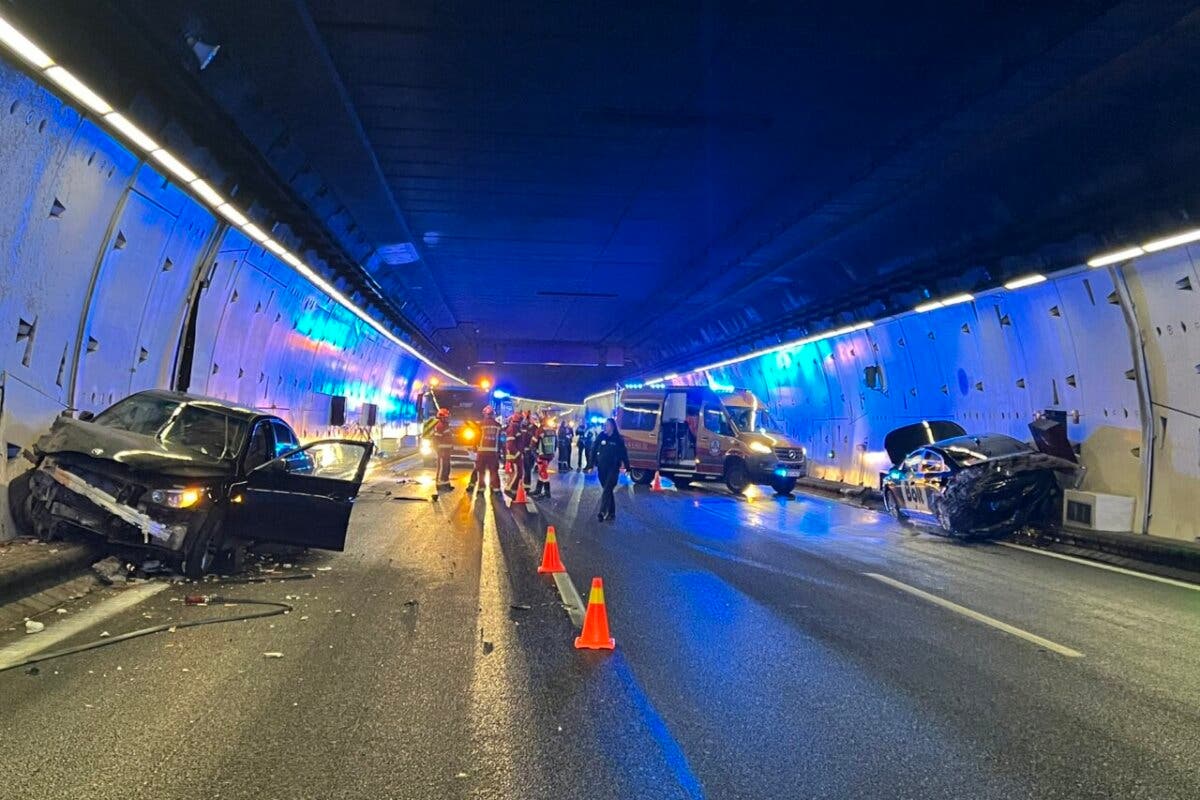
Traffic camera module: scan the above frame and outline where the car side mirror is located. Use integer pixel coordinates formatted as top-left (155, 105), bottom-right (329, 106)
top-left (252, 458), bottom-right (289, 476)
top-left (78, 410), bottom-right (95, 422)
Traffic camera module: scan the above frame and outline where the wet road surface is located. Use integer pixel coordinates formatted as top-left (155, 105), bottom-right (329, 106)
top-left (1, 460), bottom-right (1198, 799)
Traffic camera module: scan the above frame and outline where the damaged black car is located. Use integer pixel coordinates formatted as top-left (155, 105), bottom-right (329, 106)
top-left (13, 390), bottom-right (373, 576)
top-left (880, 420), bottom-right (1081, 539)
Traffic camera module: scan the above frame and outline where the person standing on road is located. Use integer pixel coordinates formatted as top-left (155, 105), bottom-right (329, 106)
top-left (574, 423), bottom-right (587, 470)
top-left (505, 414), bottom-right (524, 494)
top-left (583, 426), bottom-right (597, 471)
top-left (466, 406), bottom-right (502, 493)
top-left (557, 420), bottom-right (573, 471)
top-left (592, 418), bottom-right (630, 522)
top-left (432, 408), bottom-right (454, 489)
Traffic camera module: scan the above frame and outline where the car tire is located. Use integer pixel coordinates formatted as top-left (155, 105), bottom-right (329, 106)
top-left (672, 475), bottom-right (692, 489)
top-left (628, 468), bottom-right (654, 485)
top-left (771, 477), bottom-right (797, 496)
top-left (884, 489), bottom-right (913, 528)
top-left (181, 513), bottom-right (226, 579)
top-left (724, 460), bottom-right (751, 495)
top-left (7, 469), bottom-right (35, 536)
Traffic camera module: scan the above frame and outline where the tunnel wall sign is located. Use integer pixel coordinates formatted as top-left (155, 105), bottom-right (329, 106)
top-left (0, 60), bottom-right (439, 539)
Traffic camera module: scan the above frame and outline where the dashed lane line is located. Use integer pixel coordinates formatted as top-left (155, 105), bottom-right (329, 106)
top-left (553, 572), bottom-right (586, 628)
top-left (0, 581), bottom-right (169, 670)
top-left (862, 572), bottom-right (1084, 658)
top-left (999, 542), bottom-right (1200, 592)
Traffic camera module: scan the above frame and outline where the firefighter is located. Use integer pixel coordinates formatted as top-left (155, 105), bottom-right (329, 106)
top-left (531, 419), bottom-right (557, 498)
top-left (505, 413), bottom-right (524, 494)
top-left (523, 412), bottom-right (540, 490)
top-left (431, 408), bottom-right (454, 488)
top-left (466, 405), bottom-right (502, 493)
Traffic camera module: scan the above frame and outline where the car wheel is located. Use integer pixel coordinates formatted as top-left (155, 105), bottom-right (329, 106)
top-left (771, 477), bottom-right (797, 496)
top-left (884, 489), bottom-right (912, 528)
top-left (724, 460), bottom-right (750, 495)
top-left (7, 469), bottom-right (35, 536)
top-left (628, 468), bottom-right (654, 485)
top-left (672, 475), bottom-right (692, 489)
top-left (931, 498), bottom-right (959, 537)
top-left (181, 513), bottom-right (226, 579)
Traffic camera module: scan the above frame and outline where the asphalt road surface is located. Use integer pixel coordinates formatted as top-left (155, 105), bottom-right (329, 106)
top-left (2, 459), bottom-right (1198, 799)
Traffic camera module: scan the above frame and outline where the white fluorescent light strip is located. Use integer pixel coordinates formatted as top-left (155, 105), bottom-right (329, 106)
top-left (0, 14), bottom-right (467, 387)
top-left (150, 149), bottom-right (198, 183)
top-left (189, 179), bottom-right (224, 207)
top-left (241, 223), bottom-right (269, 243)
top-left (941, 293), bottom-right (974, 307)
top-left (1087, 246), bottom-right (1144, 268)
top-left (0, 15), bottom-right (53, 68)
top-left (914, 300), bottom-right (944, 313)
top-left (1003, 273), bottom-right (1046, 290)
top-left (216, 203), bottom-right (248, 227)
top-left (104, 113), bottom-right (158, 151)
top-left (1141, 228), bottom-right (1200, 253)
top-left (45, 65), bottom-right (112, 115)
top-left (263, 239), bottom-right (287, 256)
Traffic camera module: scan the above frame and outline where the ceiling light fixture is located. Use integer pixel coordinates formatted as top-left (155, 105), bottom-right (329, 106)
top-left (103, 112), bottom-right (158, 151)
top-left (188, 179), bottom-right (224, 207)
top-left (1141, 228), bottom-right (1200, 253)
top-left (0, 16), bottom-right (52, 68)
top-left (215, 203), bottom-right (248, 226)
top-left (44, 65), bottom-right (111, 114)
top-left (1087, 246), bottom-right (1144, 268)
top-left (1003, 274), bottom-right (1047, 290)
top-left (150, 148), bottom-right (198, 183)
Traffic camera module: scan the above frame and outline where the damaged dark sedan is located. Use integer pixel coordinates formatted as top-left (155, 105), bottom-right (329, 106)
top-left (14, 390), bottom-right (374, 576)
top-left (880, 420), bottom-right (1081, 539)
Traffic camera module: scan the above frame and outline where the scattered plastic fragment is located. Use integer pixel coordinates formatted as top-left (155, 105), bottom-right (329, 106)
top-left (55, 608), bottom-right (68, 614)
top-left (92, 556), bottom-right (128, 585)
top-left (24, 620), bottom-right (45, 634)
top-left (316, 566), bottom-right (333, 572)
top-left (99, 631), bottom-right (110, 638)
top-left (455, 772), bottom-right (468, 779)
top-left (299, 616), bottom-right (309, 621)
top-left (262, 652), bottom-right (284, 659)
top-left (510, 604), bottom-right (532, 611)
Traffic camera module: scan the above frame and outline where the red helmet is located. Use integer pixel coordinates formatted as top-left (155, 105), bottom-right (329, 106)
top-left (482, 405), bottom-right (494, 416)
top-left (437, 408), bottom-right (450, 418)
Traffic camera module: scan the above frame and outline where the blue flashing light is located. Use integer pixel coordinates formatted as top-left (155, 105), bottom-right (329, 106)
top-left (887, 468), bottom-right (904, 481)
top-left (773, 468), bottom-right (787, 477)
top-left (491, 389), bottom-right (510, 399)
top-left (588, 415), bottom-right (606, 424)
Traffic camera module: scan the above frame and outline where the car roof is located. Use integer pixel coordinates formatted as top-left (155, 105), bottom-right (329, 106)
top-left (129, 389), bottom-right (268, 422)
top-left (932, 433), bottom-right (1030, 451)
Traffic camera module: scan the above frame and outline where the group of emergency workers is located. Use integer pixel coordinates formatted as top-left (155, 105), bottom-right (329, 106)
top-left (429, 405), bottom-right (566, 496)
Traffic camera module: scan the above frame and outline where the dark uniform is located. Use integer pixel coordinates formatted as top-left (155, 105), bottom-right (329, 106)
top-left (592, 425), bottom-right (630, 521)
top-left (574, 425), bottom-right (587, 470)
top-left (557, 422), bottom-right (573, 471)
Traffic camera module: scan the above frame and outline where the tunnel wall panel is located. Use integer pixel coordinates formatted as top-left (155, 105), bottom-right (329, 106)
top-left (0, 61), bottom-right (437, 539)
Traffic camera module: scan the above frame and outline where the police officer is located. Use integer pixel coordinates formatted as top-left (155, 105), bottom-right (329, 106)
top-left (466, 405), bottom-right (502, 493)
top-left (574, 423), bottom-right (587, 471)
top-left (557, 420), bottom-right (573, 471)
top-left (431, 408), bottom-right (454, 488)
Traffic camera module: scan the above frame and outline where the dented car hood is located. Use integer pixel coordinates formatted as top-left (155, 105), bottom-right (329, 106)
top-left (35, 417), bottom-right (230, 479)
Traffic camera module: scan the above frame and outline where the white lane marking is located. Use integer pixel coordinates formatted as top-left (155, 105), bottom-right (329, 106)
top-left (0, 582), bottom-right (169, 669)
top-left (862, 572), bottom-right (1084, 658)
top-left (553, 572), bottom-right (586, 628)
top-left (999, 542), bottom-right (1200, 592)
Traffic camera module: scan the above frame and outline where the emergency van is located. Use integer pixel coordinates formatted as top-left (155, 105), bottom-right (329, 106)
top-left (615, 386), bottom-right (807, 495)
top-left (418, 384), bottom-right (490, 463)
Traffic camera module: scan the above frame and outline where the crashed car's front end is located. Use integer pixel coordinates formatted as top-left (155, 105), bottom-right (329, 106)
top-left (25, 413), bottom-right (232, 557)
top-left (939, 452), bottom-right (1081, 537)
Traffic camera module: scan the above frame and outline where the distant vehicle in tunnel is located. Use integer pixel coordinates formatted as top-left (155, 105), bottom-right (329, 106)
top-left (417, 383), bottom-right (492, 463)
top-left (880, 420), bottom-right (1080, 538)
top-left (616, 386), bottom-right (806, 495)
top-left (13, 390), bottom-right (373, 577)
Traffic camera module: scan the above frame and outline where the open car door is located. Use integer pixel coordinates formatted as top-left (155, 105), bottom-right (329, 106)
top-left (231, 440), bottom-right (374, 551)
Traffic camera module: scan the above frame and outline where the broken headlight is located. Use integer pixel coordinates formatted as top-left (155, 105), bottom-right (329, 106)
top-left (148, 487), bottom-right (204, 509)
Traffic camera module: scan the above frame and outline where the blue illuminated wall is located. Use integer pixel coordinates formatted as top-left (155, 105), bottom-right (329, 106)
top-left (657, 254), bottom-right (1198, 542)
top-left (0, 59), bottom-right (436, 537)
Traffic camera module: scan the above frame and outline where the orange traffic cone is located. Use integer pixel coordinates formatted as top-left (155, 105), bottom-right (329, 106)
top-left (650, 471), bottom-right (663, 492)
top-left (537, 525), bottom-right (566, 574)
top-left (512, 482), bottom-right (528, 505)
top-left (574, 577), bottom-right (615, 650)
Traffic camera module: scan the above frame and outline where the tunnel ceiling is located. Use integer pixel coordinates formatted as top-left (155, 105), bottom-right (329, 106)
top-left (13, 0), bottom-right (1200, 399)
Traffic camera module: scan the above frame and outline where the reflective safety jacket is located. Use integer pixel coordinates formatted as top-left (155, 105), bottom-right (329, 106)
top-left (431, 420), bottom-right (453, 450)
top-left (477, 419), bottom-right (500, 451)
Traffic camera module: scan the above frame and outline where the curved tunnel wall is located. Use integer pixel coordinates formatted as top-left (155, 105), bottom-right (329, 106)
top-left (593, 250), bottom-right (1198, 543)
top-left (0, 62), bottom-right (437, 538)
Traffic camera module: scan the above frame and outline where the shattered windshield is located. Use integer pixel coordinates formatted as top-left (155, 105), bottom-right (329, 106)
top-left (93, 395), bottom-right (250, 461)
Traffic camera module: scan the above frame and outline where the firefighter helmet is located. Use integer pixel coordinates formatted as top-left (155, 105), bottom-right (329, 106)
top-left (482, 405), bottom-right (494, 416)
top-left (437, 408), bottom-right (450, 418)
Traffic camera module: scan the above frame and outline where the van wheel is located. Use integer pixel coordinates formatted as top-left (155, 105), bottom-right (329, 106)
top-left (627, 468), bottom-right (654, 485)
top-left (724, 460), bottom-right (750, 495)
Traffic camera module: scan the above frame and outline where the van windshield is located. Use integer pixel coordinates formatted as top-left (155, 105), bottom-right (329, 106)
top-left (725, 405), bottom-right (784, 434)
